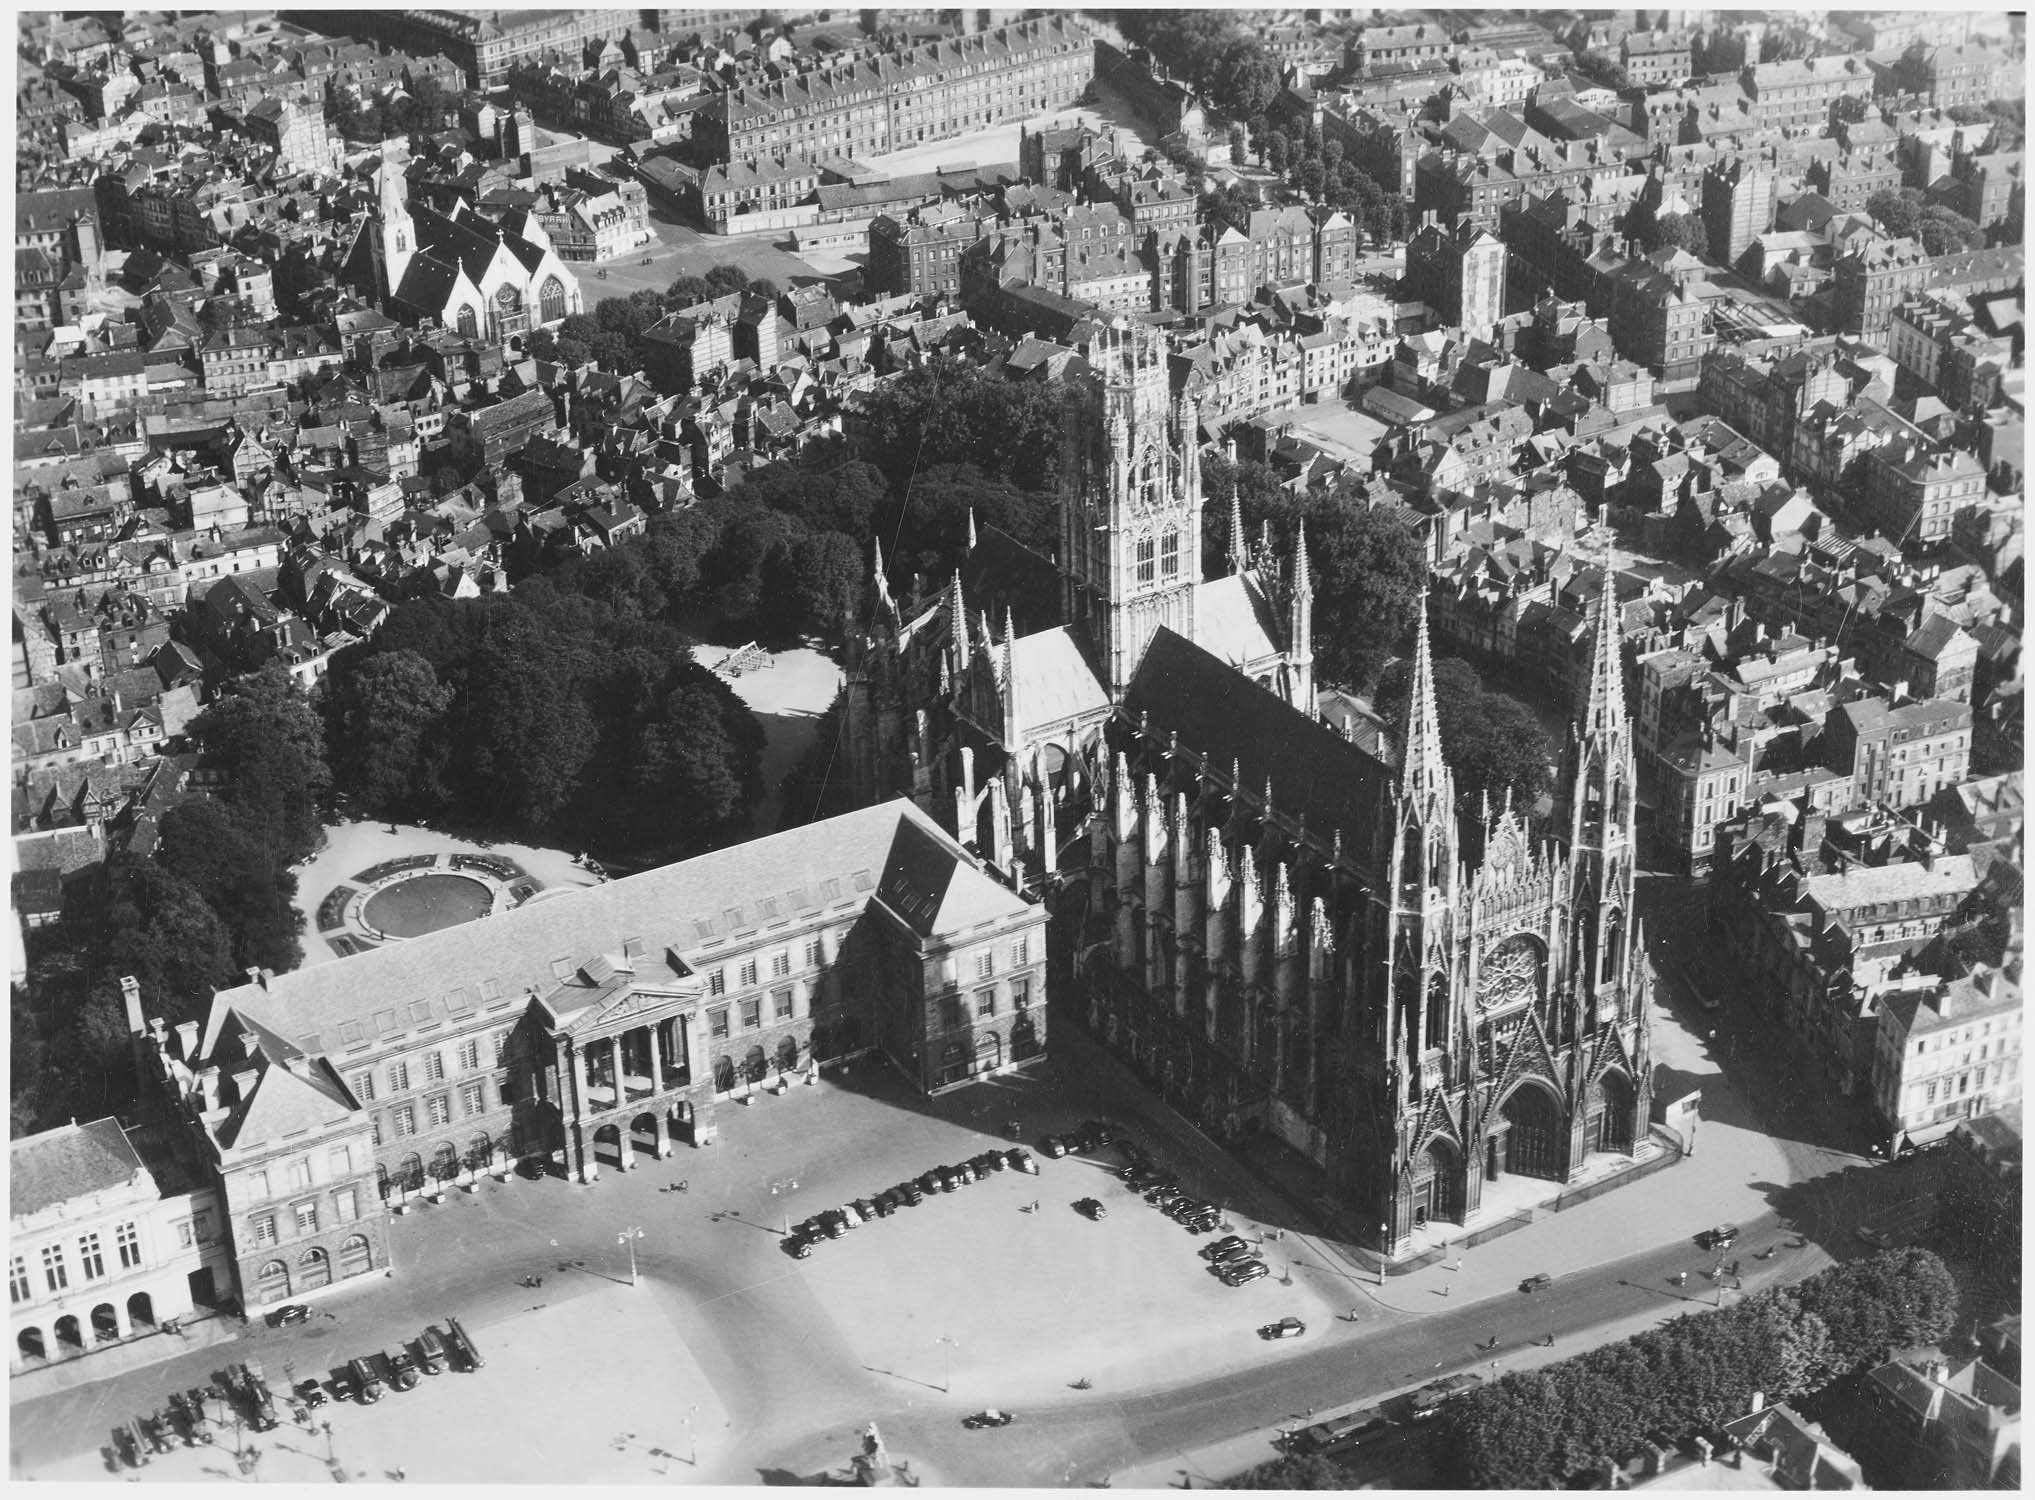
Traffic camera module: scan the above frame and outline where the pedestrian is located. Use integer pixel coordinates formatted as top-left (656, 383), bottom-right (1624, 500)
top-left (1442, 1283), bottom-right (1450, 1297)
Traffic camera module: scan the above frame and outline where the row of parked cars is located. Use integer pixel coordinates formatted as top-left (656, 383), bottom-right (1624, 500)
top-left (330, 1319), bottom-right (484, 1403)
top-left (109, 1362), bottom-right (280, 1469)
top-left (783, 1148), bottom-right (1041, 1257)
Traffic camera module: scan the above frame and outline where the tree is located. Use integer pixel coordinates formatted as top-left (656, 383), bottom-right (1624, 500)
top-left (1266, 130), bottom-right (1291, 175)
top-left (1790, 1247), bottom-right (1959, 1376)
top-left (327, 649), bottom-right (452, 817)
top-left (1373, 656), bottom-right (1555, 814)
top-left (187, 662), bottom-right (332, 865)
top-left (156, 801), bottom-right (305, 974)
top-left (770, 530), bottom-right (865, 639)
top-left (1916, 205), bottom-right (1984, 255)
top-left (1227, 123), bottom-right (1247, 162)
top-left (1652, 211), bottom-right (1711, 258)
top-left (455, 605), bottom-right (595, 826)
top-left (629, 675), bottom-right (766, 843)
top-left (1571, 51), bottom-right (1630, 91)
top-left (1309, 501), bottom-right (1426, 691)
top-left (1865, 187), bottom-right (1925, 240)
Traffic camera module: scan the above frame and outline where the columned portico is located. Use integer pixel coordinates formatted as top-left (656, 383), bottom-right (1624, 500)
top-left (548, 985), bottom-right (715, 1185)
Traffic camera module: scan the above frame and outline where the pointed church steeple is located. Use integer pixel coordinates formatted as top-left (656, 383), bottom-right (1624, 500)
top-left (1229, 490), bottom-right (1248, 576)
top-left (1285, 517), bottom-right (1314, 712)
top-left (1399, 587), bottom-right (1450, 810)
top-left (948, 570), bottom-right (970, 675)
top-left (1582, 563), bottom-right (1626, 737)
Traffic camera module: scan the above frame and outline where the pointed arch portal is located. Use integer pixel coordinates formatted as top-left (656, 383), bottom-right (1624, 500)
top-left (1493, 1081), bottom-right (1564, 1181)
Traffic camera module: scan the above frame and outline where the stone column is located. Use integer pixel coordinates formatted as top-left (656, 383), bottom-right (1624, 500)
top-left (646, 1021), bottom-right (664, 1095)
top-left (611, 1032), bottom-right (633, 1171)
top-left (569, 1043), bottom-right (597, 1183)
top-left (686, 1010), bottom-right (717, 1147)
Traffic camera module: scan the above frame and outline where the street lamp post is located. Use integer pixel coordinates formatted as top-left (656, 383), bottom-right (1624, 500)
top-left (619, 1226), bottom-right (644, 1287)
top-left (769, 1176), bottom-right (799, 1237)
top-left (1378, 1222), bottom-right (1390, 1285)
top-left (686, 1404), bottom-right (699, 1466)
top-left (935, 1335), bottom-right (958, 1393)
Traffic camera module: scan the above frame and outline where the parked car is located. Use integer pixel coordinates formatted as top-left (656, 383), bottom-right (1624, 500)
top-left (973, 1151), bottom-right (1007, 1174)
top-left (386, 1349), bottom-right (421, 1392)
top-left (1180, 1214), bottom-right (1220, 1234)
top-left (1040, 1135), bottom-right (1069, 1159)
top-left (1519, 1272), bottom-right (1554, 1293)
top-left (1075, 1197), bottom-right (1107, 1220)
top-left (1696, 1224), bottom-right (1740, 1251)
top-left (1147, 1187), bottom-right (1185, 1208)
top-left (1218, 1258), bottom-right (1270, 1285)
top-left (1003, 1149), bottom-right (1038, 1175)
top-left (1205, 1236), bottom-right (1251, 1262)
top-left (1855, 1225), bottom-right (1893, 1249)
top-left (268, 1304), bottom-right (312, 1328)
top-left (293, 1379), bottom-right (329, 1409)
top-left (962, 1409), bottom-right (1015, 1429)
top-left (818, 1209), bottom-right (851, 1238)
top-left (346, 1357), bottom-right (384, 1405)
top-left (443, 1315), bottom-right (484, 1371)
top-left (845, 1200), bottom-right (872, 1226)
top-left (896, 1181), bottom-right (925, 1206)
top-left (951, 1161), bottom-right (977, 1185)
top-left (1258, 1316), bottom-right (1306, 1340)
top-left (784, 1234), bottom-right (815, 1259)
top-left (242, 1361), bottom-right (280, 1428)
top-left (1168, 1199), bottom-right (1214, 1220)
top-left (870, 1191), bottom-right (897, 1218)
top-left (918, 1170), bottom-right (946, 1195)
top-left (414, 1327), bottom-right (448, 1376)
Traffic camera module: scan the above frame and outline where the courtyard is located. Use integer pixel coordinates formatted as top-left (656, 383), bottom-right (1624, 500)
top-left (691, 641), bottom-right (843, 835)
top-left (10, 1047), bottom-right (1351, 1486)
top-left (290, 822), bottom-right (600, 968)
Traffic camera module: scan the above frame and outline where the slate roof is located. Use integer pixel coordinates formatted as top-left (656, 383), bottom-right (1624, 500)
top-left (1008, 626), bottom-right (1111, 733)
top-left (1123, 627), bottom-right (1392, 842)
top-left (202, 801), bottom-right (1015, 1060)
top-left (1193, 572), bottom-right (1284, 668)
top-left (10, 1117), bottom-right (147, 1219)
top-left (873, 814), bottom-right (1033, 939)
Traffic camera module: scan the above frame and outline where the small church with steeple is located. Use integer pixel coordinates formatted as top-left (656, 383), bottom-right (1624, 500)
top-left (346, 156), bottom-right (583, 340)
top-left (843, 318), bottom-right (1651, 1254)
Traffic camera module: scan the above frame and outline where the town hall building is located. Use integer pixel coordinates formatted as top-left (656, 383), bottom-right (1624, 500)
top-left (845, 320), bottom-right (1654, 1255)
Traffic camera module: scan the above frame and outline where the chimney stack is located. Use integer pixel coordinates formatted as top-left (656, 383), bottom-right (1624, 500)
top-left (174, 1020), bottom-right (200, 1060)
top-left (231, 1068), bottom-right (259, 1104)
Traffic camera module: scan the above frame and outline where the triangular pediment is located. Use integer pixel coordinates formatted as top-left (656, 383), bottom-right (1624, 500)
top-left (559, 983), bottom-right (698, 1036)
top-left (1479, 1009), bottom-right (1567, 1138)
top-left (1411, 1086), bottom-right (1464, 1159)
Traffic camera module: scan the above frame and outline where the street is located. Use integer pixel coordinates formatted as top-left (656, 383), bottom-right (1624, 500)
top-left (14, 874), bottom-right (1906, 1486)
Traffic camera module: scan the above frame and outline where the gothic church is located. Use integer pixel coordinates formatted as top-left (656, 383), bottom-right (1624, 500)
top-left (846, 321), bottom-right (1651, 1252)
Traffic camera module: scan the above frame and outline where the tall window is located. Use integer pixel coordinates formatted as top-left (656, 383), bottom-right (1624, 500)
top-left (710, 1007), bottom-right (730, 1040)
top-left (294, 1202), bottom-right (319, 1236)
top-left (41, 1244), bottom-right (67, 1293)
top-left (708, 969), bottom-right (726, 996)
top-left (539, 275), bottom-right (567, 324)
top-left (742, 998), bottom-right (762, 1030)
top-left (393, 1105), bottom-right (416, 1137)
top-left (10, 1255), bottom-right (31, 1304)
top-left (975, 950), bottom-right (995, 979)
top-left (773, 988), bottom-right (793, 1021)
top-left (334, 1187), bottom-right (359, 1223)
top-left (1160, 529), bottom-right (1180, 578)
top-left (423, 1051), bottom-right (445, 1083)
top-left (388, 1061), bottom-right (410, 1093)
top-left (351, 1071), bottom-right (375, 1103)
top-left (328, 1146), bottom-right (353, 1178)
top-left (492, 1031), bottom-right (510, 1064)
top-left (1135, 535), bottom-right (1156, 584)
top-left (458, 1039), bottom-right (480, 1072)
top-left (77, 1233), bottom-right (104, 1281)
top-left (1012, 937), bottom-right (1029, 967)
top-left (460, 1082), bottom-right (485, 1115)
top-left (772, 951), bottom-right (791, 979)
top-left (456, 305), bottom-right (478, 338)
top-left (115, 1222), bottom-right (140, 1270)
top-left (804, 938), bottom-right (823, 967)
top-left (427, 1094), bottom-right (451, 1127)
top-left (287, 1157), bottom-right (312, 1191)
top-left (251, 1214), bottom-right (278, 1247)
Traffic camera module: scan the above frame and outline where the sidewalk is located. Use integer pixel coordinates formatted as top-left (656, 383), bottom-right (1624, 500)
top-left (1106, 1294), bottom-right (1720, 1489)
